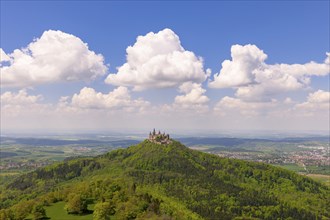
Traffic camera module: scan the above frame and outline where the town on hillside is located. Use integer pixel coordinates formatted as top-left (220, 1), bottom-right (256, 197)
top-left (148, 129), bottom-right (172, 145)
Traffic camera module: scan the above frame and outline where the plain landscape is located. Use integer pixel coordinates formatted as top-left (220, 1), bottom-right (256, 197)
top-left (1, 134), bottom-right (329, 185)
top-left (0, 133), bottom-right (329, 219)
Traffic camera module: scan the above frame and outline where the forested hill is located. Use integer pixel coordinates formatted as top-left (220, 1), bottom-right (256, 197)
top-left (1, 140), bottom-right (329, 220)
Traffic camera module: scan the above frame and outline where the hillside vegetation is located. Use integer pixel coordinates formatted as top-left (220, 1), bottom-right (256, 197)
top-left (0, 140), bottom-right (329, 220)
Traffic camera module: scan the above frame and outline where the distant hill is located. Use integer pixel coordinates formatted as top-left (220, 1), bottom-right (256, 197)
top-left (0, 136), bottom-right (140, 147)
top-left (177, 136), bottom-right (330, 146)
top-left (0, 139), bottom-right (329, 220)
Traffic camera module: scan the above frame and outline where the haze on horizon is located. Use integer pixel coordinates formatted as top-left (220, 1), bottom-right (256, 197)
top-left (1, 1), bottom-right (329, 134)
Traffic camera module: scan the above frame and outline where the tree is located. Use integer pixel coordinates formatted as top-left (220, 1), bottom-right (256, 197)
top-left (12, 201), bottom-right (34, 220)
top-left (93, 202), bottom-right (115, 220)
top-left (32, 204), bottom-right (47, 220)
top-left (0, 209), bottom-right (14, 220)
top-left (65, 193), bottom-right (87, 214)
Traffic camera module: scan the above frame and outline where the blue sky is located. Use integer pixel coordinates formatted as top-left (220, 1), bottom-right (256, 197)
top-left (1, 1), bottom-right (329, 133)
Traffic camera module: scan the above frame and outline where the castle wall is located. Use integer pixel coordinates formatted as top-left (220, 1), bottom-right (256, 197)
top-left (148, 130), bottom-right (171, 145)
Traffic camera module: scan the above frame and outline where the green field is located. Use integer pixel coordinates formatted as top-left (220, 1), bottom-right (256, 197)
top-left (273, 163), bottom-right (306, 173)
top-left (306, 165), bottom-right (330, 175)
top-left (42, 202), bottom-right (93, 220)
top-left (273, 163), bottom-right (330, 176)
top-left (0, 172), bottom-right (21, 176)
top-left (273, 164), bottom-right (330, 186)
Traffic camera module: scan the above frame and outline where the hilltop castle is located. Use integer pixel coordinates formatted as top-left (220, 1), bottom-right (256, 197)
top-left (148, 129), bottom-right (171, 145)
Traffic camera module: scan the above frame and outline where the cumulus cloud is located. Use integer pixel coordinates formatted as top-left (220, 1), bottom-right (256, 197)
top-left (0, 90), bottom-right (49, 118)
top-left (170, 82), bottom-right (209, 113)
top-left (0, 30), bottom-right (108, 88)
top-left (70, 87), bottom-right (149, 111)
top-left (325, 52), bottom-right (330, 64)
top-left (1, 88), bottom-right (329, 132)
top-left (211, 89), bottom-right (329, 131)
top-left (1, 87), bottom-right (150, 118)
top-left (1, 87), bottom-right (152, 132)
top-left (1, 89), bottom-right (42, 105)
top-left (209, 44), bottom-right (329, 101)
top-left (174, 82), bottom-right (209, 105)
top-left (105, 28), bottom-right (209, 90)
top-left (306, 90), bottom-right (330, 103)
top-left (209, 44), bottom-right (267, 88)
top-left (214, 96), bottom-right (278, 117)
top-left (295, 90), bottom-right (330, 114)
top-left (0, 48), bottom-right (11, 64)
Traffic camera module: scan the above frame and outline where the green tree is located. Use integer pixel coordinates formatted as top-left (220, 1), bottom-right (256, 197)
top-left (93, 202), bottom-right (115, 220)
top-left (12, 201), bottom-right (34, 220)
top-left (0, 209), bottom-right (14, 220)
top-left (32, 204), bottom-right (47, 220)
top-left (65, 193), bottom-right (87, 214)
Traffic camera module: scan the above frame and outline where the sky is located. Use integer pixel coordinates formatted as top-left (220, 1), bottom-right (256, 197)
top-left (0, 1), bottom-right (329, 134)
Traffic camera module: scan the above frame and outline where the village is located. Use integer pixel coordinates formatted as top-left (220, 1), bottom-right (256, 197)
top-left (215, 144), bottom-right (329, 171)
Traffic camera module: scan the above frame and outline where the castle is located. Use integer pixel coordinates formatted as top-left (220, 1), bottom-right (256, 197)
top-left (148, 129), bottom-right (171, 145)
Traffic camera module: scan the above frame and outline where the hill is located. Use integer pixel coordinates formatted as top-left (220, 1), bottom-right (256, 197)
top-left (0, 139), bottom-right (329, 220)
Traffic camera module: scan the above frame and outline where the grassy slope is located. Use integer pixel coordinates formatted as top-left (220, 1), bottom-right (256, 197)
top-left (26, 202), bottom-right (93, 220)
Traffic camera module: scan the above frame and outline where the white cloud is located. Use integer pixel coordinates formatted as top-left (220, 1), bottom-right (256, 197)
top-left (174, 82), bottom-right (209, 105)
top-left (1, 37), bottom-right (329, 133)
top-left (1, 87), bottom-right (151, 132)
top-left (214, 96), bottom-right (278, 117)
top-left (105, 28), bottom-right (208, 90)
top-left (70, 87), bottom-right (149, 111)
top-left (1, 89), bottom-right (42, 105)
top-left (325, 52), bottom-right (330, 64)
top-left (0, 88), bottom-right (211, 132)
top-left (0, 30), bottom-right (108, 88)
top-left (210, 89), bottom-right (329, 131)
top-left (209, 44), bottom-right (329, 101)
top-left (295, 90), bottom-right (330, 114)
top-left (0, 90), bottom-right (50, 118)
top-left (306, 90), bottom-right (330, 103)
top-left (171, 82), bottom-right (209, 113)
top-left (1, 88), bottom-right (329, 132)
top-left (0, 48), bottom-right (11, 64)
top-left (209, 44), bottom-right (267, 88)
top-left (1, 87), bottom-right (150, 118)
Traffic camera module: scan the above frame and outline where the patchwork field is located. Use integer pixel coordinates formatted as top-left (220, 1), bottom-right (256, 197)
top-left (1, 135), bottom-right (329, 188)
